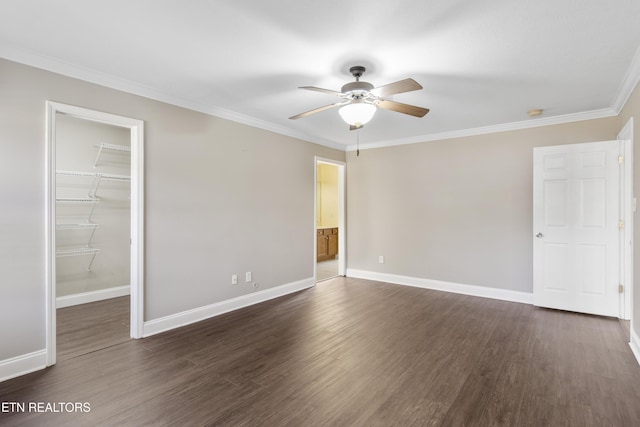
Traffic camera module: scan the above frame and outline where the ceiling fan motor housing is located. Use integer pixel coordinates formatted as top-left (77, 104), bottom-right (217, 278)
top-left (341, 81), bottom-right (374, 95)
top-left (342, 66), bottom-right (375, 101)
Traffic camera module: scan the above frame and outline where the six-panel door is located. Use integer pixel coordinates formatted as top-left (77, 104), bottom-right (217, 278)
top-left (533, 141), bottom-right (620, 317)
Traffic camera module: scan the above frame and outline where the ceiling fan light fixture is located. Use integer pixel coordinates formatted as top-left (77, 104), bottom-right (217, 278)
top-left (338, 102), bottom-right (376, 126)
top-left (290, 65), bottom-right (428, 126)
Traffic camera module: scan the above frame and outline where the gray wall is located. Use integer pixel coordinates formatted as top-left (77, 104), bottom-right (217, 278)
top-left (346, 117), bottom-right (620, 293)
top-left (0, 58), bottom-right (344, 361)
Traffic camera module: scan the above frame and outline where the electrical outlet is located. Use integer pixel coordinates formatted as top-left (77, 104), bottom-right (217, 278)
top-left (379, 255), bottom-right (385, 264)
top-left (231, 274), bottom-right (238, 285)
top-left (245, 271), bottom-right (252, 282)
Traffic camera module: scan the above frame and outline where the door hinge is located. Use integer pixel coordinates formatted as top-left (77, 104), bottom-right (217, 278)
top-left (618, 220), bottom-right (625, 230)
top-left (619, 155), bottom-right (624, 164)
top-left (619, 284), bottom-right (624, 294)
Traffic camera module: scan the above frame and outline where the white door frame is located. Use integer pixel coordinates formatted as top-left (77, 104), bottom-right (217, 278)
top-left (45, 101), bottom-right (144, 366)
top-left (618, 117), bottom-right (634, 320)
top-left (314, 157), bottom-right (346, 279)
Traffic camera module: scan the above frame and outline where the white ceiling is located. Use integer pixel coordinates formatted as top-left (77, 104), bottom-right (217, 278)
top-left (1, 0), bottom-right (640, 150)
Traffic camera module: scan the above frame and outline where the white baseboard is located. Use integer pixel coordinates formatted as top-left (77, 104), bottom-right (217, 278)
top-left (56, 285), bottom-right (130, 308)
top-left (346, 269), bottom-right (533, 305)
top-left (143, 278), bottom-right (315, 337)
top-left (630, 327), bottom-right (640, 366)
top-left (0, 350), bottom-right (47, 383)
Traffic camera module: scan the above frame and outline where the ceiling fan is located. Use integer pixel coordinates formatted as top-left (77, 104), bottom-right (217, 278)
top-left (289, 66), bottom-right (429, 130)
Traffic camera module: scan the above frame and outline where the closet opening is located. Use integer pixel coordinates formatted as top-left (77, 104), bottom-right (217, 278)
top-left (45, 102), bottom-right (144, 366)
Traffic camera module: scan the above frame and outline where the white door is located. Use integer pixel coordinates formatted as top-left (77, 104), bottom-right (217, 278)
top-left (533, 141), bottom-right (621, 317)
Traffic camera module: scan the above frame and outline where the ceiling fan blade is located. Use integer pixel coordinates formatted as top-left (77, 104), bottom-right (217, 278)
top-left (300, 86), bottom-right (344, 96)
top-left (370, 78), bottom-right (423, 97)
top-left (289, 101), bottom-right (348, 120)
top-left (376, 99), bottom-right (429, 117)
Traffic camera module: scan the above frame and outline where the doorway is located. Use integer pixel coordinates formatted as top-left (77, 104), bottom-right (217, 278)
top-left (45, 102), bottom-right (144, 366)
top-left (315, 158), bottom-right (346, 281)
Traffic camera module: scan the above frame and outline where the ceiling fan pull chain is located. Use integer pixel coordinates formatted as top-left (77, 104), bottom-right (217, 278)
top-left (357, 129), bottom-right (360, 157)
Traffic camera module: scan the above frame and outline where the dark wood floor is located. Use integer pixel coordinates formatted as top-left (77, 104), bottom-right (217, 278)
top-left (57, 296), bottom-right (130, 361)
top-left (1, 277), bottom-right (639, 426)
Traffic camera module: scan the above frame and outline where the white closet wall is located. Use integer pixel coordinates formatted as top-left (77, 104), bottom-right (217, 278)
top-left (55, 114), bottom-right (131, 299)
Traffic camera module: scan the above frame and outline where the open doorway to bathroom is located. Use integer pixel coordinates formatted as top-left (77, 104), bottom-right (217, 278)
top-left (315, 158), bottom-right (345, 282)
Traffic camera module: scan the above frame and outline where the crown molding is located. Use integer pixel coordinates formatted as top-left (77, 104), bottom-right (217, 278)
top-left (611, 44), bottom-right (640, 113)
top-left (346, 108), bottom-right (618, 152)
top-left (0, 45), bottom-right (345, 151)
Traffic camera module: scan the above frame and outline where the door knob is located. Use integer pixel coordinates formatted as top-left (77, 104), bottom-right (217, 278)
top-left (536, 232), bottom-right (544, 238)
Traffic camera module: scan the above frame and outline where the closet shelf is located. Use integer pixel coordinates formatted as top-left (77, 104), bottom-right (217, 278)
top-left (56, 223), bottom-right (100, 231)
top-left (93, 143), bottom-right (130, 168)
top-left (56, 197), bottom-right (100, 204)
top-left (56, 170), bottom-right (130, 182)
top-left (56, 247), bottom-right (100, 257)
top-left (57, 170), bottom-right (129, 199)
top-left (94, 143), bottom-right (131, 152)
top-left (56, 246), bottom-right (100, 270)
